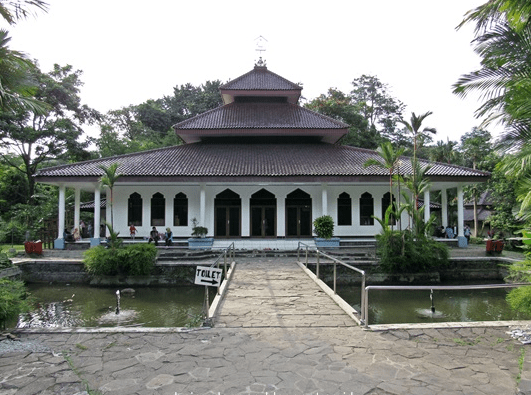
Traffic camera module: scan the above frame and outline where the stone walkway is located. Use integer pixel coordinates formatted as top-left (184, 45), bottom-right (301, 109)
top-left (0, 257), bottom-right (530, 394)
top-left (216, 260), bottom-right (354, 328)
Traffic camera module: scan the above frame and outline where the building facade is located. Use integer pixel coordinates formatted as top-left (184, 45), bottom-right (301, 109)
top-left (35, 62), bottom-right (490, 248)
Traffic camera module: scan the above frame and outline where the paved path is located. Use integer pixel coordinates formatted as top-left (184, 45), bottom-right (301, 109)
top-left (216, 259), bottom-right (353, 328)
top-left (0, 257), bottom-right (530, 394)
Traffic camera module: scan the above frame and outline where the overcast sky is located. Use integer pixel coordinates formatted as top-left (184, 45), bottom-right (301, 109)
top-left (7, 0), bottom-right (492, 144)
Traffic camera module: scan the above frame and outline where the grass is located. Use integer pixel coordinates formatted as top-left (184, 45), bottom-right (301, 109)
top-left (518, 348), bottom-right (526, 384)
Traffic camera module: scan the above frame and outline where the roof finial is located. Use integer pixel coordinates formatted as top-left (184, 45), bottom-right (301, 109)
top-left (254, 35), bottom-right (267, 67)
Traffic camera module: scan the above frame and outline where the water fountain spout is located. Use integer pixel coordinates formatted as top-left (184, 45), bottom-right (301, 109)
top-left (430, 289), bottom-right (435, 313)
top-left (115, 290), bottom-right (121, 315)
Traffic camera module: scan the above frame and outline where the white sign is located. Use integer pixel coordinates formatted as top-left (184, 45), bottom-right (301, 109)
top-left (194, 266), bottom-right (223, 287)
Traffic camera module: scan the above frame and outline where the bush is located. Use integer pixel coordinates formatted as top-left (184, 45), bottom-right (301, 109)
top-left (313, 215), bottom-right (335, 239)
top-left (0, 251), bottom-right (13, 269)
top-left (84, 243), bottom-right (157, 276)
top-left (0, 279), bottom-right (33, 329)
top-left (376, 230), bottom-right (449, 273)
top-left (507, 286), bottom-right (531, 315)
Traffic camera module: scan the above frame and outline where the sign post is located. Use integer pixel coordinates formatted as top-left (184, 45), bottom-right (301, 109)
top-left (194, 266), bottom-right (223, 287)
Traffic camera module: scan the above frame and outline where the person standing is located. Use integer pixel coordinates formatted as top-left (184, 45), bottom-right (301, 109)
top-left (129, 223), bottom-right (137, 240)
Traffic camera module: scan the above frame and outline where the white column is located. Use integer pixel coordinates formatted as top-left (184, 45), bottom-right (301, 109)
top-left (277, 194), bottom-right (286, 237)
top-left (94, 187), bottom-right (101, 239)
top-left (424, 190), bottom-right (430, 223)
top-left (457, 185), bottom-right (464, 237)
top-left (321, 184), bottom-right (328, 216)
top-left (199, 184), bottom-right (206, 226)
top-left (74, 187), bottom-right (81, 234)
top-left (441, 188), bottom-right (448, 227)
top-left (241, 193), bottom-right (250, 237)
top-left (58, 185), bottom-right (66, 238)
top-left (105, 189), bottom-right (111, 236)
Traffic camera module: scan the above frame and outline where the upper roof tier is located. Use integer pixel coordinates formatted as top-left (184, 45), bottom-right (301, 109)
top-left (220, 64), bottom-right (302, 104)
top-left (173, 63), bottom-right (348, 144)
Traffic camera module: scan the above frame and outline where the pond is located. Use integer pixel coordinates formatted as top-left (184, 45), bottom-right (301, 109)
top-left (337, 283), bottom-right (531, 325)
top-left (8, 284), bottom-right (211, 329)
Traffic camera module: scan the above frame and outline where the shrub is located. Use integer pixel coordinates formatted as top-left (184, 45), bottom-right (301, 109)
top-left (313, 215), bottom-right (334, 239)
top-left (0, 279), bottom-right (33, 329)
top-left (0, 251), bottom-right (13, 269)
top-left (376, 230), bottom-right (449, 273)
top-left (84, 243), bottom-right (157, 276)
top-left (507, 286), bottom-right (531, 315)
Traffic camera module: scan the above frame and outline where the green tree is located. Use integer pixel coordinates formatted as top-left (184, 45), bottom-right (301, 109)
top-left (350, 75), bottom-right (406, 145)
top-left (398, 112), bottom-right (437, 163)
top-left (0, 64), bottom-right (100, 204)
top-left (460, 128), bottom-right (493, 236)
top-left (98, 163), bottom-right (120, 231)
top-left (304, 88), bottom-right (372, 148)
top-left (0, 30), bottom-right (45, 114)
top-left (428, 138), bottom-right (460, 165)
top-left (364, 141), bottom-right (405, 230)
top-left (0, 0), bottom-right (48, 25)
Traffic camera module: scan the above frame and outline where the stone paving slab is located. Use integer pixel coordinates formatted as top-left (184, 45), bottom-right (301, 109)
top-left (1, 257), bottom-right (530, 394)
top-left (215, 259), bottom-right (352, 328)
top-left (1, 325), bottom-right (528, 394)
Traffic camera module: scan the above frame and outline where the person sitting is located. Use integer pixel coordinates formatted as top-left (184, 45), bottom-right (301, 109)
top-left (148, 226), bottom-right (159, 246)
top-left (73, 227), bottom-right (81, 241)
top-left (164, 227), bottom-right (173, 246)
top-left (64, 229), bottom-right (74, 242)
top-left (445, 226), bottom-right (455, 239)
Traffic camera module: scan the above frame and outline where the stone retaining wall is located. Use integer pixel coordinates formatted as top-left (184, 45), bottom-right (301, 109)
top-left (16, 257), bottom-right (512, 286)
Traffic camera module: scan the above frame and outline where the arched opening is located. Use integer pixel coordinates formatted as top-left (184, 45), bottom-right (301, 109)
top-left (285, 189), bottom-right (312, 237)
top-left (250, 189), bottom-right (276, 237)
top-left (151, 192), bottom-right (165, 226)
top-left (128, 192), bottom-right (142, 226)
top-left (337, 192), bottom-right (352, 226)
top-left (360, 192), bottom-right (374, 226)
top-left (173, 192), bottom-right (188, 227)
top-left (214, 189), bottom-right (241, 238)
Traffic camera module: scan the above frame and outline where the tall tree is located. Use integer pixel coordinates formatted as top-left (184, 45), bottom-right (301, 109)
top-left (99, 163), bottom-right (120, 231)
top-left (304, 88), bottom-right (372, 148)
top-left (428, 138), bottom-right (460, 164)
top-left (364, 141), bottom-right (405, 230)
top-left (350, 75), bottom-right (406, 145)
top-left (398, 111), bottom-right (437, 163)
top-left (0, 30), bottom-right (45, 113)
top-left (0, 0), bottom-right (47, 25)
top-left (0, 64), bottom-right (100, 204)
top-left (454, 8), bottom-right (531, 152)
top-left (460, 128), bottom-right (493, 236)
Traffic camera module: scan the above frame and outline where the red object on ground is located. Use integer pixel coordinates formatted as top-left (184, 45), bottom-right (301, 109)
top-left (24, 241), bottom-right (43, 255)
top-left (486, 239), bottom-right (504, 253)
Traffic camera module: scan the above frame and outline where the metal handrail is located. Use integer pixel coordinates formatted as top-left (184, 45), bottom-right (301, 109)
top-left (203, 243), bottom-right (235, 322)
top-left (297, 242), bottom-right (367, 324)
top-left (363, 283), bottom-right (530, 328)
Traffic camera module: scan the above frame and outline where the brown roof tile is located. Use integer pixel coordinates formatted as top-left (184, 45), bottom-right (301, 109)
top-left (35, 142), bottom-right (490, 181)
top-left (221, 65), bottom-right (301, 91)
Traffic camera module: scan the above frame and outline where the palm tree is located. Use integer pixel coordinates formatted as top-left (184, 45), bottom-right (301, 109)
top-left (364, 141), bottom-right (405, 230)
top-left (0, 29), bottom-right (46, 113)
top-left (398, 112), bottom-right (437, 162)
top-left (0, 0), bottom-right (48, 25)
top-left (99, 163), bottom-right (121, 231)
top-left (453, 20), bottom-right (531, 152)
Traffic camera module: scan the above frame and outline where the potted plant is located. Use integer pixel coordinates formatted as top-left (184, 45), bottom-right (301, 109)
top-left (313, 215), bottom-right (340, 247)
top-left (188, 218), bottom-right (213, 249)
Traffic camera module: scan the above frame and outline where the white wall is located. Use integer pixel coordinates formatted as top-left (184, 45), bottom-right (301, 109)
top-left (111, 183), bottom-right (401, 238)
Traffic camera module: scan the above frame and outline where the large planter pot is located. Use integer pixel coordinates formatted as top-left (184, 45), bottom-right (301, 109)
top-left (188, 237), bottom-right (214, 250)
top-left (314, 237), bottom-right (340, 248)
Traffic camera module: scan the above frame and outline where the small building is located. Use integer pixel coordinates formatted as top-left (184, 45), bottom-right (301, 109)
top-left (35, 61), bottom-right (490, 248)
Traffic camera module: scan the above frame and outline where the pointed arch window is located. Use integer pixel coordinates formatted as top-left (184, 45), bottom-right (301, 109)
top-left (174, 193), bottom-right (188, 227)
top-left (151, 192), bottom-right (165, 226)
top-left (360, 192), bottom-right (374, 226)
top-left (337, 192), bottom-right (352, 226)
top-left (382, 192), bottom-right (396, 225)
top-left (128, 193), bottom-right (142, 226)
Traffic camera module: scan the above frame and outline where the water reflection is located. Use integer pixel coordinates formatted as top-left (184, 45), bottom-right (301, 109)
top-left (337, 285), bottom-right (531, 325)
top-left (12, 284), bottom-right (207, 329)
